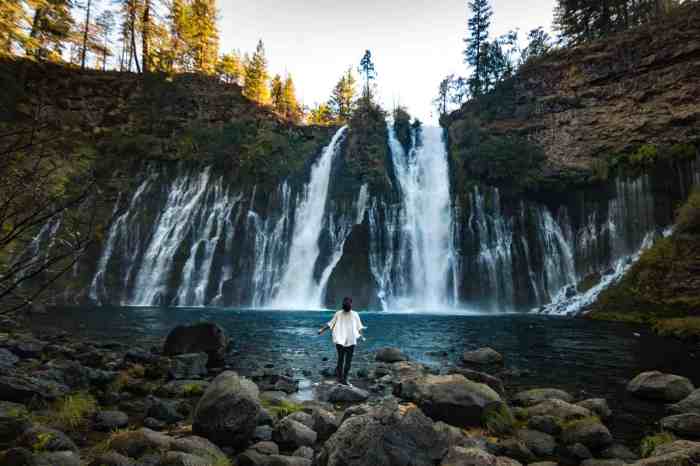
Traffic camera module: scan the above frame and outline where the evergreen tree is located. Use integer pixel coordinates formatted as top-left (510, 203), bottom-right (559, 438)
top-left (79, 0), bottom-right (95, 69)
top-left (463, 0), bottom-right (492, 96)
top-left (189, 0), bottom-right (218, 72)
top-left (434, 75), bottom-right (453, 116)
top-left (520, 27), bottom-right (551, 63)
top-left (270, 73), bottom-right (284, 112)
top-left (94, 10), bottom-right (115, 70)
top-left (168, 0), bottom-right (188, 70)
top-left (0, 0), bottom-right (29, 55)
top-left (215, 51), bottom-right (242, 84)
top-left (358, 50), bottom-right (376, 101)
top-left (243, 39), bottom-right (270, 104)
top-left (308, 102), bottom-right (334, 126)
top-left (141, 0), bottom-right (152, 72)
top-left (27, 0), bottom-right (76, 61)
top-left (329, 67), bottom-right (357, 122)
top-left (282, 74), bottom-right (301, 122)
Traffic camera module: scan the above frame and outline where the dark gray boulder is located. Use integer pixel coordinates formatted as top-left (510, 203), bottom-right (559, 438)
top-left (17, 426), bottom-right (78, 453)
top-left (513, 388), bottom-right (573, 407)
top-left (448, 367), bottom-right (505, 396)
top-left (600, 443), bottom-right (638, 462)
top-left (168, 353), bottom-right (208, 380)
top-left (396, 373), bottom-right (505, 428)
top-left (317, 400), bottom-right (449, 466)
top-left (322, 383), bottom-right (369, 403)
top-left (660, 413), bottom-right (700, 438)
top-left (462, 347), bottom-right (503, 365)
top-left (0, 371), bottom-right (69, 403)
top-left (272, 418), bottom-right (317, 449)
top-left (146, 396), bottom-right (185, 424)
top-left (163, 323), bottom-right (228, 367)
top-left (268, 455), bottom-right (312, 466)
top-left (0, 401), bottom-right (30, 444)
top-left (193, 371), bottom-right (261, 448)
top-left (33, 451), bottom-right (81, 466)
top-left (312, 408), bottom-right (339, 442)
top-left (669, 389), bottom-right (700, 415)
top-left (577, 398), bottom-right (612, 419)
top-left (627, 371), bottom-right (694, 402)
top-left (515, 429), bottom-right (556, 458)
top-left (0, 348), bottom-right (19, 369)
top-left (561, 419), bottom-right (613, 450)
top-left (94, 410), bottom-right (130, 432)
top-left (527, 415), bottom-right (562, 436)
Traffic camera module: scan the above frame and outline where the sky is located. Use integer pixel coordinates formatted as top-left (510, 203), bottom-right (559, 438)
top-left (218, 0), bottom-right (556, 123)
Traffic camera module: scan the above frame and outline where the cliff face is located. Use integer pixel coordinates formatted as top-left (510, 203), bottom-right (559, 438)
top-left (444, 5), bottom-right (700, 190)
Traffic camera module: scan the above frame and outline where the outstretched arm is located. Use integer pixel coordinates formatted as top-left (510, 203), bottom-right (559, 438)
top-left (318, 324), bottom-right (330, 335)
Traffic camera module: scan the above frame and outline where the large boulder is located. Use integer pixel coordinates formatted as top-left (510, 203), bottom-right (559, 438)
top-left (0, 371), bottom-right (69, 403)
top-left (193, 371), bottom-right (261, 448)
top-left (272, 418), bottom-right (317, 449)
top-left (448, 368), bottom-right (505, 396)
top-left (626, 371), bottom-right (694, 402)
top-left (396, 373), bottom-right (504, 427)
top-left (317, 400), bottom-right (449, 466)
top-left (515, 429), bottom-right (557, 458)
top-left (660, 413), bottom-right (700, 438)
top-left (312, 408), bottom-right (339, 442)
top-left (319, 383), bottom-right (369, 403)
top-left (163, 323), bottom-right (228, 367)
top-left (669, 389), bottom-right (700, 415)
top-left (17, 426), bottom-right (78, 453)
top-left (577, 399), bottom-right (612, 419)
top-left (440, 446), bottom-right (523, 466)
top-left (104, 429), bottom-right (227, 465)
top-left (462, 348), bottom-right (503, 365)
top-left (513, 388), bottom-right (573, 407)
top-left (561, 419), bottom-right (613, 450)
top-left (375, 348), bottom-right (407, 363)
top-left (526, 399), bottom-right (591, 422)
top-left (94, 410), bottom-right (129, 432)
top-left (635, 445), bottom-right (700, 465)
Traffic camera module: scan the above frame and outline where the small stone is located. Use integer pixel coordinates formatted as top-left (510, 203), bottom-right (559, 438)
top-left (272, 418), bottom-right (317, 449)
top-left (94, 410), bottom-right (129, 432)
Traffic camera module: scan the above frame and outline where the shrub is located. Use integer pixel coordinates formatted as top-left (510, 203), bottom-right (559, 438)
top-left (482, 403), bottom-right (515, 435)
top-left (640, 432), bottom-right (675, 458)
top-left (393, 106), bottom-right (412, 153)
top-left (653, 318), bottom-right (700, 340)
top-left (675, 188), bottom-right (700, 235)
top-left (261, 398), bottom-right (304, 420)
top-left (44, 392), bottom-right (97, 431)
top-left (630, 144), bottom-right (658, 166)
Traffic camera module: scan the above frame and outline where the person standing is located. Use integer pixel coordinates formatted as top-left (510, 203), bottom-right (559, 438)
top-left (318, 297), bottom-right (365, 385)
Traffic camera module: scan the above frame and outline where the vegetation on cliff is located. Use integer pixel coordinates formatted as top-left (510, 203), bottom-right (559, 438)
top-left (588, 189), bottom-right (700, 340)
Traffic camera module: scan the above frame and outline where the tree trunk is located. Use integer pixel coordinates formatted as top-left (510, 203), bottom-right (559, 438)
top-left (129, 4), bottom-right (141, 73)
top-left (142, 0), bottom-right (150, 73)
top-left (81, 0), bottom-right (92, 70)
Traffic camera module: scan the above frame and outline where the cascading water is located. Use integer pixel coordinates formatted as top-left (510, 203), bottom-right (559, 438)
top-left (368, 124), bottom-right (458, 310)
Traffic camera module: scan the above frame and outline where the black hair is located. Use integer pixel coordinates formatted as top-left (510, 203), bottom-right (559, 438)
top-left (342, 297), bottom-right (352, 311)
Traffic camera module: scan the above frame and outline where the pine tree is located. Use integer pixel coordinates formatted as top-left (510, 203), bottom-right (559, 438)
top-left (270, 73), bottom-right (284, 112)
top-left (329, 67), bottom-right (357, 122)
top-left (215, 52), bottom-right (242, 84)
top-left (308, 103), bottom-right (334, 126)
top-left (168, 0), bottom-right (188, 70)
top-left (189, 0), bottom-right (218, 72)
top-left (243, 39), bottom-right (270, 104)
top-left (463, 0), bottom-right (492, 96)
top-left (79, 0), bottom-right (94, 69)
top-left (94, 10), bottom-right (115, 70)
top-left (358, 50), bottom-right (376, 101)
top-left (520, 27), bottom-right (551, 64)
top-left (282, 74), bottom-right (301, 122)
top-left (27, 0), bottom-right (76, 61)
top-left (141, 0), bottom-right (151, 72)
top-left (434, 75), bottom-right (452, 116)
top-left (0, 0), bottom-right (29, 55)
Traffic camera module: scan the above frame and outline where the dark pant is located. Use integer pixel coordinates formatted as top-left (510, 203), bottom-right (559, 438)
top-left (335, 344), bottom-right (355, 381)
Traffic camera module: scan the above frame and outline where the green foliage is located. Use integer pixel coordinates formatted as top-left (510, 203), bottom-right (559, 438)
top-left (32, 431), bottom-right (55, 453)
top-left (393, 106), bottom-right (412, 153)
top-left (346, 99), bottom-right (390, 189)
top-left (482, 403), bottom-right (515, 435)
top-left (653, 318), bottom-right (700, 341)
top-left (216, 52), bottom-right (243, 84)
top-left (182, 382), bottom-right (206, 397)
top-left (261, 398), bottom-right (304, 420)
top-left (675, 188), bottom-right (700, 235)
top-left (559, 415), bottom-right (602, 431)
top-left (329, 67), bottom-right (357, 123)
top-left (630, 144), bottom-right (659, 166)
top-left (39, 392), bottom-right (97, 431)
top-left (464, 0), bottom-right (493, 96)
top-left (244, 40), bottom-right (270, 104)
top-left (640, 432), bottom-right (675, 458)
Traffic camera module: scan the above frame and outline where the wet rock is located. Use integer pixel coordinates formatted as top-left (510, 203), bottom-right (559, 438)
top-left (660, 413), bottom-right (700, 438)
top-left (238, 449), bottom-right (270, 466)
top-left (515, 429), bottom-right (556, 458)
top-left (33, 451), bottom-right (81, 466)
top-left (17, 426), bottom-right (78, 453)
top-left (529, 463), bottom-right (557, 466)
top-left (0, 401), bottom-right (30, 444)
top-left (580, 460), bottom-right (625, 466)
top-left (286, 411), bottom-right (314, 429)
top-left (448, 367), bottom-right (505, 396)
top-left (375, 347), bottom-right (407, 363)
top-left (627, 371), bottom-right (694, 402)
top-left (157, 380), bottom-right (209, 398)
top-left (396, 373), bottom-right (504, 428)
top-left (513, 388), bottom-right (574, 407)
top-left (562, 419), bottom-right (613, 450)
top-left (0, 348), bottom-right (19, 369)
top-left (527, 399), bottom-right (591, 421)
top-left (492, 438), bottom-right (536, 463)
top-left (440, 446), bottom-right (522, 466)
top-left (323, 383), bottom-right (369, 403)
top-left (312, 408), bottom-right (339, 442)
top-left (146, 396), bottom-right (185, 424)
top-left (0, 371), bottom-right (69, 403)
top-left (669, 389), bottom-right (700, 415)
top-left (462, 347), bottom-right (503, 365)
top-left (168, 353), bottom-right (208, 380)
top-left (600, 443), bottom-right (639, 461)
top-left (163, 323), bottom-right (228, 367)
top-left (558, 442), bottom-right (593, 464)
top-left (651, 440), bottom-right (700, 457)
top-left (88, 451), bottom-right (137, 466)
top-left (8, 339), bottom-right (47, 359)
top-left (317, 400), bottom-right (448, 466)
top-left (527, 415), bottom-right (562, 436)
top-left (272, 418), bottom-right (317, 449)
top-left (257, 408), bottom-right (274, 426)
top-left (577, 398), bottom-right (612, 419)
top-left (193, 371), bottom-right (261, 448)
top-left (94, 410), bottom-right (129, 432)
top-left (251, 441), bottom-right (279, 455)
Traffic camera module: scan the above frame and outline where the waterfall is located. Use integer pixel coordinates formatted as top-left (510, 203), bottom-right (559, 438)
top-left (368, 124), bottom-right (458, 310)
top-left (268, 127), bottom-right (348, 309)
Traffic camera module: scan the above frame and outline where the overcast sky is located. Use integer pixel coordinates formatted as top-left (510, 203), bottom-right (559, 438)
top-left (218, 0), bottom-right (556, 123)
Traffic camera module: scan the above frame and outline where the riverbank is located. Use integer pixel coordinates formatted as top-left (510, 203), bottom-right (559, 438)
top-left (2, 310), bottom-right (700, 465)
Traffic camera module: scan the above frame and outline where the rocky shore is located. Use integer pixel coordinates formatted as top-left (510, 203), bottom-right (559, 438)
top-left (1, 322), bottom-right (699, 466)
